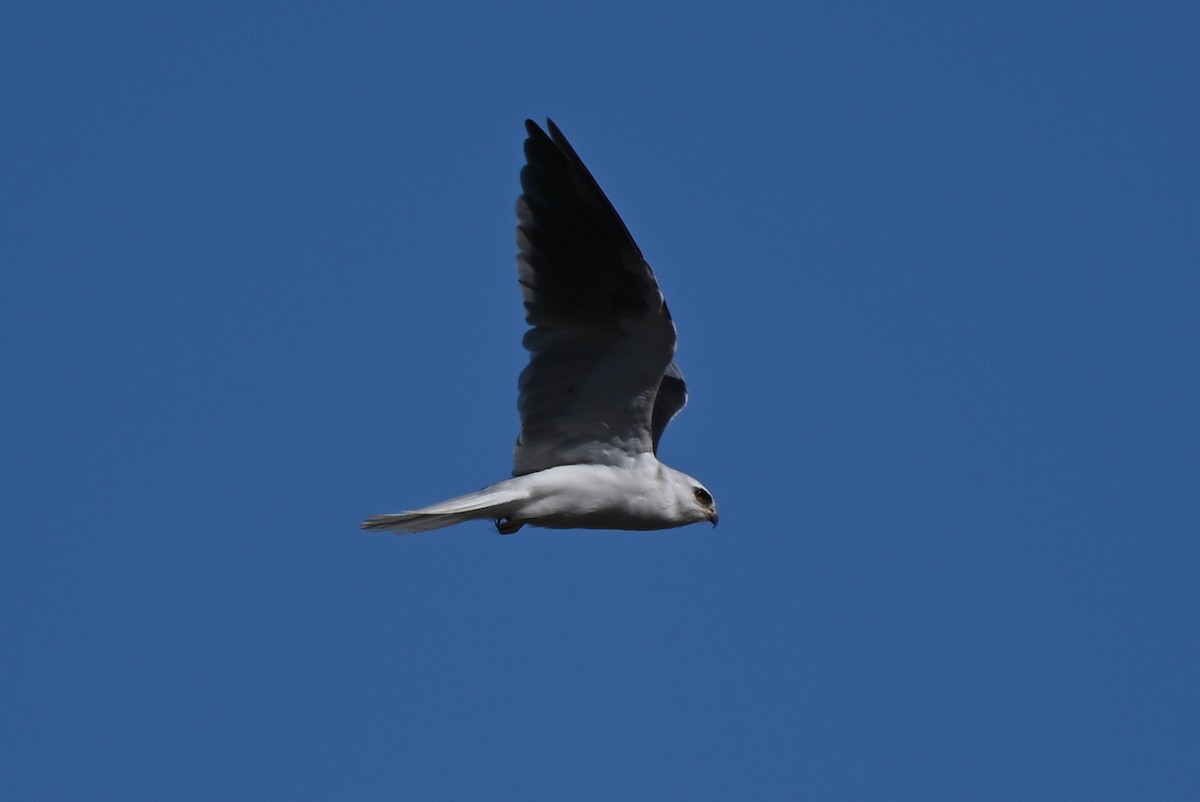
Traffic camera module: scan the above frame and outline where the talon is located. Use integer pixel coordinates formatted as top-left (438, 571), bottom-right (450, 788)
top-left (495, 517), bottom-right (524, 535)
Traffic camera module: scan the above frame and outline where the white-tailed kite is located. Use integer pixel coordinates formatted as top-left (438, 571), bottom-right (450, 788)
top-left (362, 119), bottom-right (717, 535)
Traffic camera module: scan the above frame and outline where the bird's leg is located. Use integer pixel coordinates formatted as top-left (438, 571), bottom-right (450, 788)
top-left (495, 517), bottom-right (524, 535)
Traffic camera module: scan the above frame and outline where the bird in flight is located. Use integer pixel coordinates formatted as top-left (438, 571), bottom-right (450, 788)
top-left (362, 119), bottom-right (717, 535)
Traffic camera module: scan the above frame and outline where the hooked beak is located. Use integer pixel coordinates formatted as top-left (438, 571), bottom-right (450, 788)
top-left (708, 510), bottom-right (719, 527)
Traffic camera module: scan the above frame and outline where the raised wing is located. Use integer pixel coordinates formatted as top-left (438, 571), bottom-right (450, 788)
top-left (513, 119), bottom-right (685, 476)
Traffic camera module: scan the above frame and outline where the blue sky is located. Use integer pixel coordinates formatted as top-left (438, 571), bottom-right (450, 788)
top-left (4, 1), bottom-right (1198, 799)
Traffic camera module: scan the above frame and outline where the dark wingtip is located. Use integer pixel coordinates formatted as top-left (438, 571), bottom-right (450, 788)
top-left (525, 118), bottom-right (573, 158)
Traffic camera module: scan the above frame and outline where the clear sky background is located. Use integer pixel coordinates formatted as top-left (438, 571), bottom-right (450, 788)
top-left (4, 1), bottom-right (1198, 799)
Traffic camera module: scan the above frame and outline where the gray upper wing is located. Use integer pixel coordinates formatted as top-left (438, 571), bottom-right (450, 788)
top-left (513, 119), bottom-right (686, 476)
top-left (650, 361), bottom-right (688, 454)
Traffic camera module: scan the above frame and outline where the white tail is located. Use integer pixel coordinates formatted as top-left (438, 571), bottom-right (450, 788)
top-left (361, 485), bottom-right (528, 535)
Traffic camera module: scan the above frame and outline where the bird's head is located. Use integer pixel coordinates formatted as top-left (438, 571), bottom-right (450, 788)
top-left (662, 465), bottom-right (718, 527)
top-left (690, 483), bottom-right (719, 527)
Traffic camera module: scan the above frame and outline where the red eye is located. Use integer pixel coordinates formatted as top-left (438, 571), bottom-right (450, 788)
top-left (693, 488), bottom-right (712, 505)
